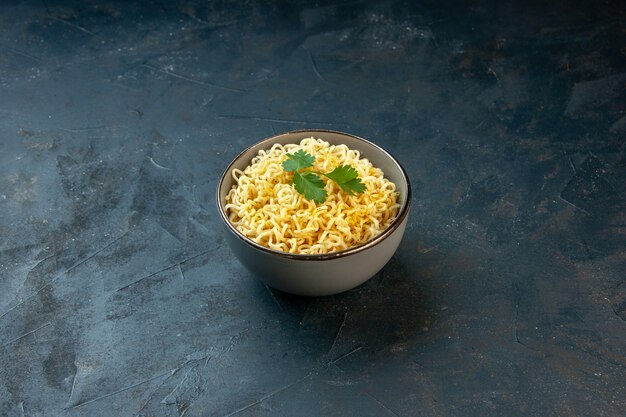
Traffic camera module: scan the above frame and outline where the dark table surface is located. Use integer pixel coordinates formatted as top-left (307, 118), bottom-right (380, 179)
top-left (1, 1), bottom-right (625, 416)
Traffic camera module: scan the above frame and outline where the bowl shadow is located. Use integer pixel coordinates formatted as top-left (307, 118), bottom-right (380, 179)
top-left (246, 253), bottom-right (436, 362)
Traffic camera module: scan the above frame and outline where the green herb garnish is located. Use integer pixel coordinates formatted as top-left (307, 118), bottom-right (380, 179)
top-left (282, 150), bottom-right (366, 203)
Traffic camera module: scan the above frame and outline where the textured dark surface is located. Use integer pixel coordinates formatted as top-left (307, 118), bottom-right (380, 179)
top-left (1, 1), bottom-right (625, 416)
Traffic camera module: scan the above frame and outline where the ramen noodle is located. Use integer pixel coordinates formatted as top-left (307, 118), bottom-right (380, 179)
top-left (224, 137), bottom-right (400, 254)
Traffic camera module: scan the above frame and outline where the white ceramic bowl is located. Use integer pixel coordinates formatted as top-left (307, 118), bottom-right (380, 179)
top-left (216, 129), bottom-right (411, 296)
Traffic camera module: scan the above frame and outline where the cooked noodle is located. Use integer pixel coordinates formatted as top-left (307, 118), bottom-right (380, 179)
top-left (224, 137), bottom-right (400, 254)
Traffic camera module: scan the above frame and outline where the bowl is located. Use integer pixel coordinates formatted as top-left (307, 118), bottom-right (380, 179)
top-left (216, 129), bottom-right (411, 296)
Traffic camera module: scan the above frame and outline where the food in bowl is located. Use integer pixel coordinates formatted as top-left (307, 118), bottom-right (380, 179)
top-left (216, 130), bottom-right (410, 296)
top-left (224, 137), bottom-right (400, 254)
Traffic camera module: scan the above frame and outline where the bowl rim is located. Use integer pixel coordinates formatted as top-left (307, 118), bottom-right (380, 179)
top-left (216, 129), bottom-right (412, 260)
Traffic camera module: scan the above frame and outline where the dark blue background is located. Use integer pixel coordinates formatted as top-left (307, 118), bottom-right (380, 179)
top-left (1, 1), bottom-right (624, 416)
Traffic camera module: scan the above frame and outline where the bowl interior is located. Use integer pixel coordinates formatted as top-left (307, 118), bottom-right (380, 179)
top-left (217, 129), bottom-right (410, 254)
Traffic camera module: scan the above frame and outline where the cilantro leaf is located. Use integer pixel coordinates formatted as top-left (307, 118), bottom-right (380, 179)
top-left (282, 150), bottom-right (365, 203)
top-left (293, 171), bottom-right (327, 204)
top-left (323, 165), bottom-right (366, 196)
top-left (282, 150), bottom-right (315, 172)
